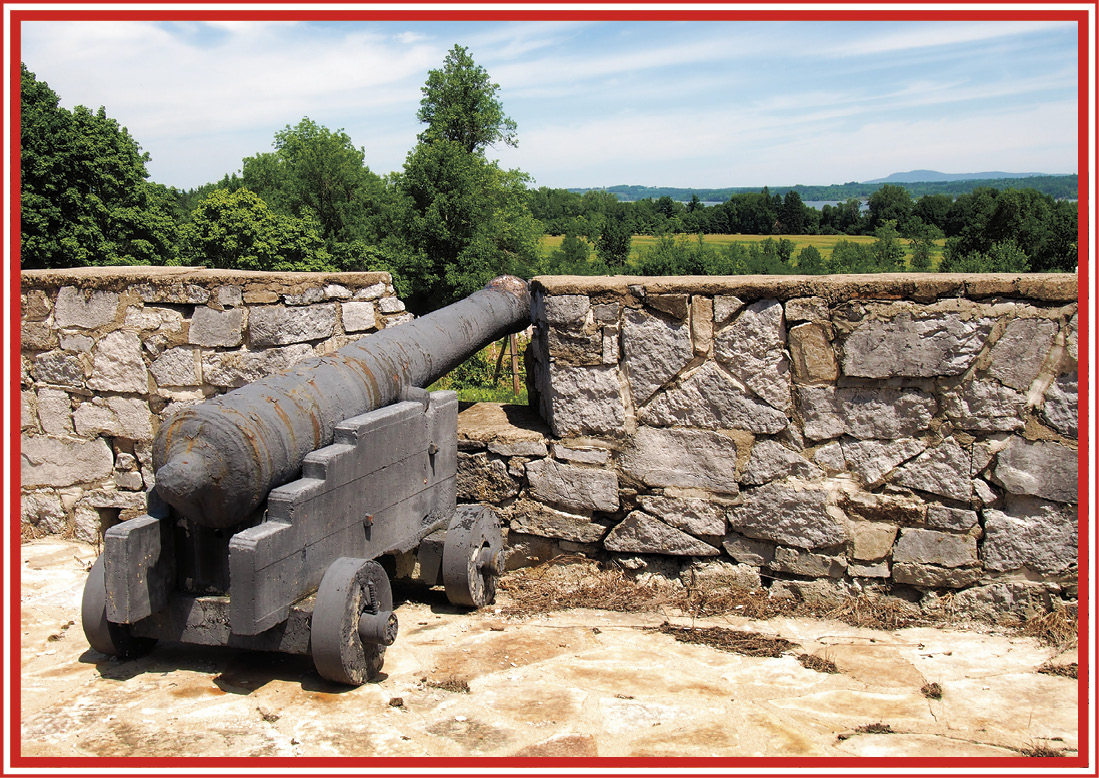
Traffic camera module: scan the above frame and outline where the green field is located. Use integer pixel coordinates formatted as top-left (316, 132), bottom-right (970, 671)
top-left (540, 233), bottom-right (945, 266)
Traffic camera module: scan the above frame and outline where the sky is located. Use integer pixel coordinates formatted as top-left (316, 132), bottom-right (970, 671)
top-left (17, 14), bottom-right (1081, 192)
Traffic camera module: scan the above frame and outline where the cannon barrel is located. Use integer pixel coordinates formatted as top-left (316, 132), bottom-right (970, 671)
top-left (153, 276), bottom-right (530, 529)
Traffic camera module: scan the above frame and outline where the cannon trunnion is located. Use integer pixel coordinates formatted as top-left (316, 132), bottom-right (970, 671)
top-left (81, 279), bottom-right (525, 686)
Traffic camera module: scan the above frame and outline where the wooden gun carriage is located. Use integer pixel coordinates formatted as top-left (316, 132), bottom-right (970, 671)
top-left (81, 277), bottom-right (530, 685)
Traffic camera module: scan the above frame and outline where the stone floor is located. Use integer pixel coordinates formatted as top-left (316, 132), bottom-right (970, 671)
top-left (17, 538), bottom-right (1082, 763)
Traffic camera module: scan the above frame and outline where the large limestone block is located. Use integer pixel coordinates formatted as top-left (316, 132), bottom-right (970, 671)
top-left (850, 521), bottom-right (899, 562)
top-left (457, 452), bottom-right (520, 502)
top-left (982, 496), bottom-right (1077, 573)
top-left (620, 427), bottom-right (738, 494)
top-left (770, 546), bottom-right (846, 578)
top-left (21, 320), bottom-right (58, 351)
top-left (21, 491), bottom-right (68, 534)
top-left (741, 439), bottom-right (821, 486)
top-left (799, 386), bottom-right (935, 441)
top-left (189, 306), bottom-right (244, 348)
top-left (525, 458), bottom-right (619, 514)
top-left (893, 528), bottom-right (977, 568)
top-left (940, 380), bottom-right (1026, 432)
top-left (21, 435), bottom-right (114, 487)
top-left (73, 396), bottom-right (153, 441)
top-left (788, 322), bottom-right (838, 384)
top-left (248, 304), bottom-right (337, 347)
top-left (34, 351), bottom-right (86, 390)
top-left (639, 362), bottom-right (787, 434)
top-left (341, 301), bottom-right (377, 333)
top-left (836, 438), bottom-right (926, 487)
top-left (621, 308), bottom-right (693, 405)
top-left (604, 512), bottom-right (720, 556)
top-left (540, 363), bottom-right (625, 437)
top-left (36, 387), bottom-right (73, 436)
top-left (88, 331), bottom-right (148, 394)
top-left (892, 563), bottom-right (981, 589)
top-left (987, 318), bottom-right (1058, 391)
top-left (150, 346), bottom-right (201, 388)
top-left (993, 438), bottom-right (1078, 504)
top-left (841, 311), bottom-right (992, 378)
top-left (202, 344), bottom-right (314, 388)
top-left (714, 300), bottom-right (791, 412)
top-left (892, 438), bottom-right (975, 503)
top-left (1042, 373), bottom-right (1078, 438)
top-left (53, 287), bottom-right (119, 329)
top-left (637, 494), bottom-right (726, 537)
top-left (727, 482), bottom-right (847, 549)
top-left (506, 500), bottom-right (608, 543)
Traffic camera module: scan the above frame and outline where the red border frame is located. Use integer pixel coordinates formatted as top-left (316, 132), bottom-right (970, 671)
top-left (5, 3), bottom-right (1094, 775)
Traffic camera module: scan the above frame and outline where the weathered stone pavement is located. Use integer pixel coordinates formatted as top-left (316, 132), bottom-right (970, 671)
top-left (18, 539), bottom-right (1079, 760)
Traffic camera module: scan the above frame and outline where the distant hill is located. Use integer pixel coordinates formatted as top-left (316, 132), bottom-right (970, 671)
top-left (863, 170), bottom-right (1051, 184)
top-left (568, 174), bottom-right (1078, 203)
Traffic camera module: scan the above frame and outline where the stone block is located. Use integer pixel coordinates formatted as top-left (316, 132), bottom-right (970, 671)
top-left (690, 296), bottom-right (714, 356)
top-left (993, 438), bottom-right (1077, 504)
top-left (848, 561), bottom-right (890, 578)
top-left (552, 444), bottom-right (611, 465)
top-left (202, 344), bottom-right (314, 388)
top-left (926, 505), bottom-right (978, 531)
top-left (841, 311), bottom-right (993, 378)
top-left (21, 320), bottom-right (57, 351)
top-left (189, 306), bottom-right (244, 348)
top-left (721, 531), bottom-right (775, 566)
top-left (36, 388), bottom-right (73, 436)
top-left (136, 282), bottom-right (209, 304)
top-left (982, 495), bottom-right (1077, 573)
top-left (647, 294), bottom-right (689, 319)
top-left (1042, 372), bottom-right (1078, 438)
top-left (799, 386), bottom-right (936, 441)
top-left (488, 440), bottom-right (548, 458)
top-left (770, 546), bottom-right (846, 578)
top-left (839, 491), bottom-right (925, 526)
top-left (892, 438), bottom-right (975, 502)
top-left (342, 301), bottom-right (376, 333)
top-left (681, 559), bottom-right (762, 591)
top-left (151, 346), bottom-right (201, 388)
top-left (73, 397), bottom-right (152, 441)
top-left (713, 295), bottom-right (745, 324)
top-left (941, 380), bottom-right (1026, 432)
top-left (893, 528), bottom-right (977, 568)
top-left (53, 287), bottom-right (119, 329)
top-left (543, 295), bottom-right (590, 327)
top-left (620, 427), bottom-right (739, 494)
top-left (742, 439), bottom-right (821, 486)
top-left (639, 362), bottom-right (788, 434)
top-left (34, 351), bottom-right (86, 389)
top-left (21, 390), bottom-right (38, 432)
top-left (850, 521), bottom-right (899, 561)
top-left (88, 331), bottom-right (147, 394)
top-left (249, 304), bottom-right (337, 347)
top-left (987, 318), bottom-right (1058, 391)
top-left (838, 438), bottom-right (926, 487)
top-left (604, 512), bottom-right (720, 556)
top-left (539, 363), bottom-right (625, 438)
top-left (714, 300), bottom-right (791, 412)
top-left (243, 290), bottom-right (279, 304)
top-left (892, 562), bottom-right (981, 589)
top-left (22, 289), bottom-right (52, 320)
top-left (506, 500), bottom-right (608, 543)
top-left (784, 297), bottom-right (829, 323)
top-left (951, 582), bottom-right (1058, 621)
top-left (73, 504), bottom-right (101, 543)
top-left (124, 306), bottom-right (184, 336)
top-left (728, 482), bottom-right (847, 549)
top-left (21, 435), bottom-right (114, 487)
top-left (379, 297), bottom-right (406, 314)
top-left (353, 282), bottom-right (387, 301)
top-left (283, 287), bottom-right (325, 306)
top-left (216, 285), bottom-right (243, 307)
top-left (788, 323), bottom-right (838, 384)
top-left (621, 308), bottom-right (693, 405)
top-left (456, 452), bottom-right (520, 503)
top-left (323, 283), bottom-right (352, 300)
top-left (637, 494), bottom-right (726, 537)
top-left (592, 303), bottom-right (620, 323)
top-left (21, 491), bottom-right (67, 534)
top-left (525, 458), bottom-right (618, 514)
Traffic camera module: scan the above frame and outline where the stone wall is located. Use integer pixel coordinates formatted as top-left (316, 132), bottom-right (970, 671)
top-left (19, 267), bottom-right (411, 542)
top-left (458, 274), bottom-right (1080, 616)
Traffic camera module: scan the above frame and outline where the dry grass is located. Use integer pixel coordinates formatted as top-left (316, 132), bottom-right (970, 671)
top-left (921, 682), bottom-right (943, 699)
top-left (856, 722), bottom-right (894, 735)
top-left (1037, 662), bottom-right (1078, 679)
top-left (1021, 743), bottom-right (1068, 757)
top-left (798, 653), bottom-right (840, 674)
top-left (421, 677), bottom-right (470, 693)
top-left (1019, 608), bottom-right (1078, 651)
top-left (650, 622), bottom-right (799, 658)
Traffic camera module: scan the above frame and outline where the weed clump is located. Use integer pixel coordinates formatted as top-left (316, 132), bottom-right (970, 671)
top-left (798, 654), bottom-right (839, 674)
top-left (650, 622), bottom-right (798, 658)
top-left (1037, 662), bottom-right (1078, 679)
top-left (920, 682), bottom-right (943, 699)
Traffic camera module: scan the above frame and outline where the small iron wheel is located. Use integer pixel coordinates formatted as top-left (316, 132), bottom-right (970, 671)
top-left (311, 557), bottom-right (395, 686)
top-left (442, 505), bottom-right (505, 608)
top-left (80, 556), bottom-right (158, 659)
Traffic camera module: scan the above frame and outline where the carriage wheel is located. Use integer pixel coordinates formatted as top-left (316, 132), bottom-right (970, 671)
top-left (80, 556), bottom-right (158, 659)
top-left (311, 557), bottom-right (396, 686)
top-left (442, 505), bottom-right (505, 608)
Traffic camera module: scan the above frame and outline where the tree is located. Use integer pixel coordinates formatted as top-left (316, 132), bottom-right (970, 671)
top-left (595, 218), bottom-right (632, 266)
top-left (867, 184), bottom-right (913, 234)
top-left (178, 188), bottom-right (333, 272)
top-left (20, 64), bottom-right (177, 268)
top-left (417, 44), bottom-right (517, 154)
top-left (241, 117), bottom-right (387, 250)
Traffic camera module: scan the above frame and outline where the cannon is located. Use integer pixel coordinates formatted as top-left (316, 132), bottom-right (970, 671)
top-left (81, 277), bottom-right (530, 685)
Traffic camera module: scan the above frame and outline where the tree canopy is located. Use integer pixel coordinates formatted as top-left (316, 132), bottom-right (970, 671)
top-left (417, 44), bottom-right (517, 154)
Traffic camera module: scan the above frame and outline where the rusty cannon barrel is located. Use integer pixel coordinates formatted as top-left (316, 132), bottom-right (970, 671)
top-left (153, 276), bottom-right (530, 529)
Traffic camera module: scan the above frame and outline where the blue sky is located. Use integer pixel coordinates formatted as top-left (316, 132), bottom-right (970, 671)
top-left (18, 16), bottom-right (1080, 191)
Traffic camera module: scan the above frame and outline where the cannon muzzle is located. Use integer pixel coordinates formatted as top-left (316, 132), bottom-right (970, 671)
top-left (153, 276), bottom-right (530, 529)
